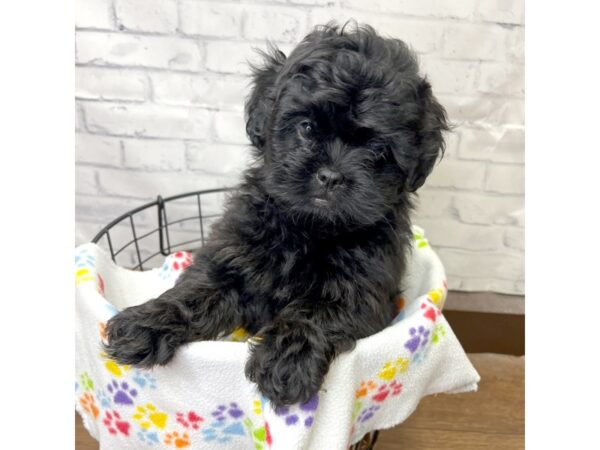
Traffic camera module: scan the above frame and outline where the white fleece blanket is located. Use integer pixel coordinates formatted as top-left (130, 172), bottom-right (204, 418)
top-left (75, 226), bottom-right (479, 450)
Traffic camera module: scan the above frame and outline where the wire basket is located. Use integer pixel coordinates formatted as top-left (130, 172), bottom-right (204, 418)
top-left (91, 188), bottom-right (380, 450)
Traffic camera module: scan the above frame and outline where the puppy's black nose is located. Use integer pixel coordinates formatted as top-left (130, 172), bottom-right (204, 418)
top-left (316, 168), bottom-right (344, 189)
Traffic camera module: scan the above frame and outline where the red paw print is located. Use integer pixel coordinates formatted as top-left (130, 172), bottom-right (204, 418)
top-left (176, 411), bottom-right (204, 430)
top-left (390, 380), bottom-right (403, 396)
top-left (172, 252), bottom-right (193, 271)
top-left (421, 302), bottom-right (441, 322)
top-left (103, 410), bottom-right (130, 436)
top-left (372, 384), bottom-right (390, 402)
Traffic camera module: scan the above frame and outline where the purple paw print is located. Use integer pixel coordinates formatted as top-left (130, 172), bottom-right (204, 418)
top-left (107, 379), bottom-right (137, 405)
top-left (404, 326), bottom-right (430, 354)
top-left (212, 403), bottom-right (244, 421)
top-left (275, 394), bottom-right (319, 428)
top-left (358, 405), bottom-right (380, 423)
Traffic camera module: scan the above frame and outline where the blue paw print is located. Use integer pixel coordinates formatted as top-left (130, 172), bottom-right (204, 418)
top-left (96, 388), bottom-right (112, 409)
top-left (75, 250), bottom-right (96, 268)
top-left (201, 403), bottom-right (246, 444)
top-left (104, 301), bottom-right (118, 318)
top-left (132, 370), bottom-right (157, 390)
top-left (137, 429), bottom-right (160, 446)
top-left (75, 381), bottom-right (80, 394)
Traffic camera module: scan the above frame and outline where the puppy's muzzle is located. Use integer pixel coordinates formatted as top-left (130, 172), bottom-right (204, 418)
top-left (316, 167), bottom-right (344, 190)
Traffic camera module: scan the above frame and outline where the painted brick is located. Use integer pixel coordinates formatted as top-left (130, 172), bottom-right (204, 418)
top-left (458, 125), bottom-right (524, 163)
top-left (213, 110), bottom-right (249, 145)
top-left (424, 159), bottom-right (486, 190)
top-left (412, 189), bottom-right (453, 219)
top-left (186, 142), bottom-right (252, 175)
top-left (243, 6), bottom-right (308, 43)
top-left (485, 164), bottom-right (524, 195)
top-left (504, 227), bottom-right (524, 251)
top-left (83, 102), bottom-right (211, 140)
top-left (477, 62), bottom-right (525, 96)
top-left (179, 1), bottom-right (243, 38)
top-left (76, 166), bottom-right (99, 195)
top-left (76, 67), bottom-right (148, 101)
top-left (420, 58), bottom-right (479, 95)
top-left (417, 219), bottom-right (504, 251)
top-left (115, 0), bottom-right (178, 33)
top-left (97, 168), bottom-right (231, 199)
top-left (442, 23), bottom-right (512, 60)
top-left (438, 248), bottom-right (524, 282)
top-left (453, 192), bottom-right (524, 226)
top-left (475, 0), bottom-right (525, 25)
top-left (342, 0), bottom-right (477, 20)
top-left (76, 133), bottom-right (122, 166)
top-left (76, 32), bottom-right (203, 71)
top-left (122, 139), bottom-right (186, 171)
top-left (150, 72), bottom-right (247, 110)
top-left (205, 41), bottom-right (258, 74)
top-left (76, 0), bottom-right (113, 29)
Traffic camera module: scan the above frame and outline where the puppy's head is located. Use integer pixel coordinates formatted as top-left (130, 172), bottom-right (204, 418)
top-left (245, 23), bottom-right (448, 226)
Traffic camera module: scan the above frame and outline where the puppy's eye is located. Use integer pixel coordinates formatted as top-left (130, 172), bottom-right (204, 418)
top-left (298, 120), bottom-right (314, 138)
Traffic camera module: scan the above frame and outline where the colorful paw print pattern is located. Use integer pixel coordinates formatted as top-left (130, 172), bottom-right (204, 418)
top-left (242, 400), bottom-right (271, 450)
top-left (75, 248), bottom-right (105, 293)
top-left (164, 431), bottom-right (191, 448)
top-left (176, 411), bottom-right (204, 430)
top-left (159, 251), bottom-right (193, 280)
top-left (421, 300), bottom-right (442, 323)
top-left (79, 392), bottom-right (100, 420)
top-left (413, 228), bottom-right (429, 248)
top-left (404, 326), bottom-right (430, 355)
top-left (107, 379), bottom-right (138, 406)
top-left (274, 394), bottom-right (319, 428)
top-left (103, 410), bottom-right (131, 436)
top-left (132, 370), bottom-right (157, 390)
top-left (201, 403), bottom-right (247, 444)
top-left (133, 403), bottom-right (169, 431)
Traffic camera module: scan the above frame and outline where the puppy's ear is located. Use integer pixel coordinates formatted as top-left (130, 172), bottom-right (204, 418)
top-left (245, 44), bottom-right (287, 153)
top-left (403, 79), bottom-right (449, 192)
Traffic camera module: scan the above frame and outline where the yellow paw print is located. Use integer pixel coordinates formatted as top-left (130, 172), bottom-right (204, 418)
top-left (252, 399), bottom-right (262, 415)
top-left (230, 327), bottom-right (249, 342)
top-left (99, 351), bottom-right (131, 377)
top-left (164, 431), bottom-right (190, 448)
top-left (134, 403), bottom-right (168, 430)
top-left (377, 357), bottom-right (410, 381)
top-left (427, 288), bottom-right (446, 308)
top-left (76, 268), bottom-right (94, 286)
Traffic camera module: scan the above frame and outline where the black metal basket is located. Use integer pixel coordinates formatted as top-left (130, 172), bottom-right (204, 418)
top-left (92, 188), bottom-right (234, 270)
top-left (91, 188), bottom-right (380, 450)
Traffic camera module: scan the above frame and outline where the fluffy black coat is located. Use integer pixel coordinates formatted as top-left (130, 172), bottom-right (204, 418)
top-left (105, 23), bottom-right (448, 407)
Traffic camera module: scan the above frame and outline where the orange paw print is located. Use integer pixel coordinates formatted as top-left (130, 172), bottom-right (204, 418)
top-left (165, 431), bottom-right (190, 448)
top-left (99, 322), bottom-right (107, 342)
top-left (355, 380), bottom-right (377, 399)
top-left (80, 392), bottom-right (99, 419)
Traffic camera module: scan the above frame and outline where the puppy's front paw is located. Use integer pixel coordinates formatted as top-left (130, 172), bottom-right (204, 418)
top-left (104, 304), bottom-right (184, 368)
top-left (244, 320), bottom-right (331, 408)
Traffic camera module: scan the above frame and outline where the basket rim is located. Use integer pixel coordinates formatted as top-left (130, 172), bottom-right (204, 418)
top-left (91, 187), bottom-right (235, 244)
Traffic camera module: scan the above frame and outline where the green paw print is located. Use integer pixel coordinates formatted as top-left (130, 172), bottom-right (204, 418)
top-left (80, 372), bottom-right (94, 391)
top-left (413, 229), bottom-right (429, 248)
top-left (351, 400), bottom-right (363, 422)
top-left (244, 418), bottom-right (267, 450)
top-left (431, 324), bottom-right (446, 344)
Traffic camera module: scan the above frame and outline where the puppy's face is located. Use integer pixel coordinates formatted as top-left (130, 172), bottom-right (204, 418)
top-left (246, 25), bottom-right (448, 226)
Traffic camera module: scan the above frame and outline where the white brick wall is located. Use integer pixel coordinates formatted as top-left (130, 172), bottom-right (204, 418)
top-left (75, 0), bottom-right (525, 302)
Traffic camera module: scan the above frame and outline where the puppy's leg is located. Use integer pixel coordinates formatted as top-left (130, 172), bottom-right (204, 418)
top-left (104, 260), bottom-right (243, 368)
top-left (245, 295), bottom-right (394, 407)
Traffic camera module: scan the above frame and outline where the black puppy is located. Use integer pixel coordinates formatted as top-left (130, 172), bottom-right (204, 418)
top-left (105, 23), bottom-right (448, 407)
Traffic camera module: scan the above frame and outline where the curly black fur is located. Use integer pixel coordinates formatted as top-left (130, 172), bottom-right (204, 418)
top-left (105, 23), bottom-right (448, 407)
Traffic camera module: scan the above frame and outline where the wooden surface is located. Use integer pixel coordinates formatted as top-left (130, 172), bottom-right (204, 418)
top-left (75, 353), bottom-right (524, 449)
